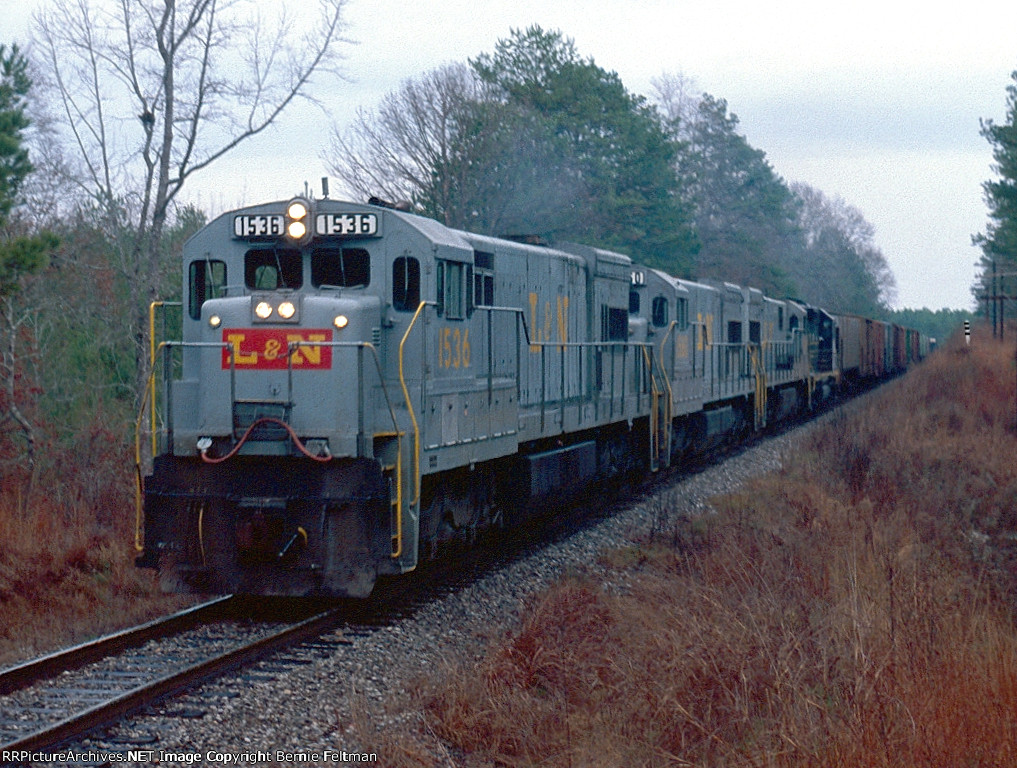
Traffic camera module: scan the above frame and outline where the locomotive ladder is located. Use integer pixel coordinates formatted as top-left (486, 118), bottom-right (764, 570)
top-left (390, 300), bottom-right (431, 571)
top-left (749, 344), bottom-right (768, 431)
top-left (643, 347), bottom-right (673, 472)
top-left (374, 431), bottom-right (406, 558)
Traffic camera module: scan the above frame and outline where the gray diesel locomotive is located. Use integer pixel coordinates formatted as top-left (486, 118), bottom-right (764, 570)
top-left (135, 194), bottom-right (921, 597)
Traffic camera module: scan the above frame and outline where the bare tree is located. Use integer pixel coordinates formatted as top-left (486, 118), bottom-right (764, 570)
top-left (325, 63), bottom-right (489, 224)
top-left (32, 0), bottom-right (349, 400)
top-left (651, 71), bottom-right (701, 137)
top-left (0, 274), bottom-right (53, 475)
top-left (325, 58), bottom-right (631, 242)
top-left (790, 182), bottom-right (897, 313)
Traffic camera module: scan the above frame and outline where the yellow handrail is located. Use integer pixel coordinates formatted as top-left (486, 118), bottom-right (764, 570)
top-left (136, 338), bottom-right (230, 556)
top-left (395, 300), bottom-right (432, 558)
top-left (659, 320), bottom-right (678, 366)
top-left (288, 338), bottom-right (406, 558)
top-left (134, 348), bottom-right (163, 553)
top-left (654, 330), bottom-right (676, 408)
top-left (148, 302), bottom-right (181, 458)
top-left (749, 344), bottom-right (767, 430)
top-left (641, 347), bottom-right (660, 468)
top-left (639, 345), bottom-right (668, 467)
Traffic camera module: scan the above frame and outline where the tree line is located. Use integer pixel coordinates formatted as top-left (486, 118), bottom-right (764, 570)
top-left (0, 6), bottom-right (979, 480)
top-left (329, 26), bottom-right (898, 318)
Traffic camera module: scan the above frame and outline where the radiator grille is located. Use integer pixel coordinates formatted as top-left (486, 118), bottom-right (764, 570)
top-left (233, 401), bottom-right (292, 440)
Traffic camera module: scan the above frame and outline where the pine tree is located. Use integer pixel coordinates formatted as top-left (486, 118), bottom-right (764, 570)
top-left (472, 27), bottom-right (698, 272)
top-left (676, 94), bottom-right (800, 295)
top-left (974, 69), bottom-right (1017, 311)
top-left (0, 44), bottom-right (33, 229)
top-left (0, 44), bottom-right (58, 469)
top-left (0, 43), bottom-right (53, 296)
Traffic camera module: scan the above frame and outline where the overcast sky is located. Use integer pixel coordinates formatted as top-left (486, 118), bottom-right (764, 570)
top-left (6, 0), bottom-right (1017, 310)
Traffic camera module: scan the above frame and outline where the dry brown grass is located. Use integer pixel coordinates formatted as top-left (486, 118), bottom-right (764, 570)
top-left (400, 326), bottom-right (1017, 767)
top-left (0, 414), bottom-right (188, 666)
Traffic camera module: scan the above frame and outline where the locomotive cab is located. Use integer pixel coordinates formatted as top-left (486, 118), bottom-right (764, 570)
top-left (792, 301), bottom-right (840, 404)
top-left (140, 197), bottom-right (428, 597)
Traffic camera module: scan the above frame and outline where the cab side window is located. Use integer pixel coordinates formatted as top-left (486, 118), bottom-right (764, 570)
top-left (651, 296), bottom-right (668, 328)
top-left (189, 259), bottom-right (227, 320)
top-left (392, 256), bottom-right (420, 312)
top-left (727, 321), bottom-right (742, 344)
top-left (602, 306), bottom-right (628, 341)
top-left (436, 260), bottom-right (465, 320)
top-left (474, 251), bottom-right (494, 307)
top-left (749, 321), bottom-right (761, 344)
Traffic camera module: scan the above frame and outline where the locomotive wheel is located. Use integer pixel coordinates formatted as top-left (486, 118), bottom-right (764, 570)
top-left (420, 468), bottom-right (497, 551)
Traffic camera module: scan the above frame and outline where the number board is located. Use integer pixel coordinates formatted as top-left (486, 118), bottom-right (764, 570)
top-left (234, 214), bottom-right (285, 238)
top-left (316, 213), bottom-right (379, 237)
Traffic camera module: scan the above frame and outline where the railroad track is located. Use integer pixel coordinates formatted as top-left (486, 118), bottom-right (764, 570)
top-left (0, 513), bottom-right (572, 761)
top-left (0, 513), bottom-right (606, 761)
top-left (0, 597), bottom-right (345, 757)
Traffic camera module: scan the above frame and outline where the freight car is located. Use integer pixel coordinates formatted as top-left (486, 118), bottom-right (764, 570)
top-left (835, 314), bottom-right (890, 384)
top-left (135, 194), bottom-right (927, 597)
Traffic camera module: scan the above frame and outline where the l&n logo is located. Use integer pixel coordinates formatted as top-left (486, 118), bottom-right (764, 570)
top-left (221, 328), bottom-right (333, 369)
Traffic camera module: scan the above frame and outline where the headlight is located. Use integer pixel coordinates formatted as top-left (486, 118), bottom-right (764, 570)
top-left (208, 314), bottom-right (222, 328)
top-left (286, 197), bottom-right (311, 243)
top-left (287, 220), bottom-right (307, 239)
top-left (278, 301), bottom-right (296, 320)
top-left (255, 301), bottom-right (273, 319)
top-left (334, 315), bottom-right (349, 329)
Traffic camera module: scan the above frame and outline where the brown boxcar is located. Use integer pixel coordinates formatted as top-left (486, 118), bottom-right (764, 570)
top-left (836, 314), bottom-right (862, 378)
top-left (892, 324), bottom-right (908, 371)
top-left (865, 319), bottom-right (887, 378)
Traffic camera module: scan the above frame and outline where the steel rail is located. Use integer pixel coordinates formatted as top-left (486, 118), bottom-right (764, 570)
top-left (0, 606), bottom-right (343, 755)
top-left (0, 596), bottom-right (234, 697)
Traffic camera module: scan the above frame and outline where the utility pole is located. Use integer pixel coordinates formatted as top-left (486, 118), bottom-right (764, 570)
top-left (993, 259), bottom-right (998, 338)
